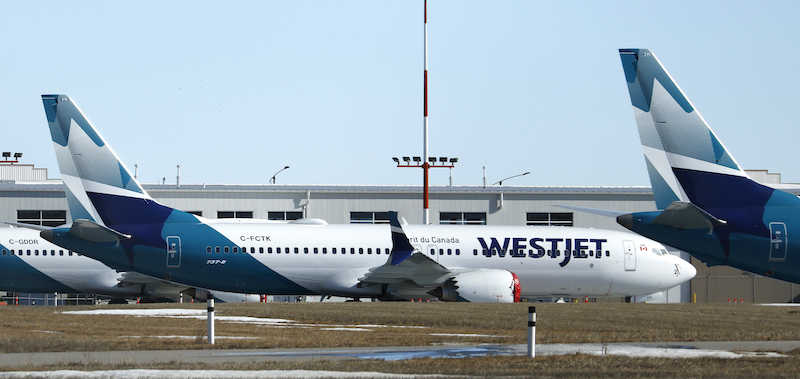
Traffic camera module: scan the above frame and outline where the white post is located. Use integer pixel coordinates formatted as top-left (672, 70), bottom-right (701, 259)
top-left (54, 292), bottom-right (58, 307)
top-left (207, 294), bottom-right (215, 344)
top-left (527, 306), bottom-right (536, 358)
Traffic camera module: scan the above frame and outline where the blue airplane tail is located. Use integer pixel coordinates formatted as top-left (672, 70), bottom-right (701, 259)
top-left (618, 50), bottom-right (783, 216)
top-left (41, 95), bottom-right (185, 230)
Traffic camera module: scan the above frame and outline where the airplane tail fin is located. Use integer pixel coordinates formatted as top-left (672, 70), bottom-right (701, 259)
top-left (618, 49), bottom-right (774, 213)
top-left (41, 95), bottom-right (175, 228)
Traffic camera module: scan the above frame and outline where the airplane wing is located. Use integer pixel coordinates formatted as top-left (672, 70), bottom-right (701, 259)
top-left (358, 212), bottom-right (460, 291)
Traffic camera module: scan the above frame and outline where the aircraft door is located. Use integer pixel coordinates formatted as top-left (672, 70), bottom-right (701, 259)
top-left (166, 236), bottom-right (181, 267)
top-left (623, 240), bottom-right (636, 271)
top-left (769, 222), bottom-right (787, 261)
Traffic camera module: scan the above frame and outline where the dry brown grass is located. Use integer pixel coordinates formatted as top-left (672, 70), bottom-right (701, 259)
top-left (3, 302), bottom-right (800, 377)
top-left (2, 302), bottom-right (800, 353)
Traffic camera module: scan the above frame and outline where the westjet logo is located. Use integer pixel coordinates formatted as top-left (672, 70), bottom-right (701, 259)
top-left (477, 237), bottom-right (607, 267)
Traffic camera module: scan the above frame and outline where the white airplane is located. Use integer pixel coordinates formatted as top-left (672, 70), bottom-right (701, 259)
top-left (0, 225), bottom-right (258, 303)
top-left (33, 94), bottom-right (695, 302)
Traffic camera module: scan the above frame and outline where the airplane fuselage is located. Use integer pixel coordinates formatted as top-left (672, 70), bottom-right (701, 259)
top-left (44, 220), bottom-right (692, 299)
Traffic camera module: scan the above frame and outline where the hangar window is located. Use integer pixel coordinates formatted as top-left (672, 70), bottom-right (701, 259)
top-left (186, 211), bottom-right (203, 217)
top-left (439, 212), bottom-right (486, 225)
top-left (269, 211), bottom-right (303, 221)
top-left (349, 212), bottom-right (391, 224)
top-left (527, 212), bottom-right (573, 227)
top-left (217, 211), bottom-right (253, 219)
top-left (17, 210), bottom-right (67, 227)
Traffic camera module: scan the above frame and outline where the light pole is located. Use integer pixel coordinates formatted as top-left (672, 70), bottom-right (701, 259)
top-left (270, 166), bottom-right (290, 184)
top-left (493, 172), bottom-right (530, 186)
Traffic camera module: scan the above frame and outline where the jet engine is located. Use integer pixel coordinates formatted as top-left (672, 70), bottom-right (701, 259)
top-left (428, 269), bottom-right (521, 303)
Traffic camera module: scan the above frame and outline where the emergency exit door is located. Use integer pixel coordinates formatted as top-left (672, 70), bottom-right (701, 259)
top-left (769, 222), bottom-right (787, 261)
top-left (166, 236), bottom-right (181, 267)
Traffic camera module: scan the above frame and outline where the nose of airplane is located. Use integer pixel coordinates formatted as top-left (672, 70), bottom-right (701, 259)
top-left (668, 254), bottom-right (696, 285)
top-left (680, 259), bottom-right (697, 280)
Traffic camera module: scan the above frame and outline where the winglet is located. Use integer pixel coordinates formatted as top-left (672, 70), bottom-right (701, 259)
top-left (388, 211), bottom-right (415, 265)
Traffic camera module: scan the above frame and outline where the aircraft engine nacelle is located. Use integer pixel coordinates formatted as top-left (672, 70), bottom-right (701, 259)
top-left (429, 269), bottom-right (521, 303)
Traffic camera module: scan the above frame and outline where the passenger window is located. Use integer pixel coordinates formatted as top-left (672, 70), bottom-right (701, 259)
top-left (332, 248), bottom-right (337, 254)
top-left (314, 248), bottom-right (318, 254)
top-left (304, 248), bottom-right (309, 254)
top-left (430, 248), bottom-right (435, 256)
top-left (68, 251), bottom-right (73, 256)
top-left (215, 246), bottom-right (221, 254)
top-left (359, 248), bottom-right (364, 254)
top-left (51, 250), bottom-right (55, 256)
top-left (1, 249), bottom-right (5, 256)
top-left (268, 247), bottom-right (272, 253)
top-left (473, 249), bottom-right (478, 255)
top-left (295, 247), bottom-right (299, 254)
top-left (233, 247), bottom-right (239, 254)
top-left (35, 250), bottom-right (39, 256)
top-left (59, 250), bottom-right (64, 256)
top-left (322, 248), bottom-right (327, 254)
top-left (27, 250), bottom-right (31, 256)
top-left (367, 248), bottom-right (372, 255)
top-left (606, 251), bottom-right (610, 257)
top-left (207, 246), bottom-right (212, 254)
top-left (258, 247), bottom-right (263, 254)
top-left (224, 246), bottom-right (230, 254)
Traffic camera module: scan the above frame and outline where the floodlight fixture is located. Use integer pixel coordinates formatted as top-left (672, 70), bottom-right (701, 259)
top-left (403, 157), bottom-right (411, 163)
top-left (413, 156), bottom-right (421, 163)
top-left (392, 157), bottom-right (400, 164)
top-left (438, 157), bottom-right (447, 163)
top-left (449, 158), bottom-right (458, 163)
top-left (13, 153), bottom-right (22, 159)
top-left (428, 157), bottom-right (436, 163)
top-left (2, 152), bottom-right (10, 159)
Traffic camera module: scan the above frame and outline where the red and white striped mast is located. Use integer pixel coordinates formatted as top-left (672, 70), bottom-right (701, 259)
top-left (393, 1), bottom-right (455, 224)
top-left (422, 0), bottom-right (430, 225)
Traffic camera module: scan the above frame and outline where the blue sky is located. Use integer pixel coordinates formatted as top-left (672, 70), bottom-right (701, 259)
top-left (2, 1), bottom-right (800, 186)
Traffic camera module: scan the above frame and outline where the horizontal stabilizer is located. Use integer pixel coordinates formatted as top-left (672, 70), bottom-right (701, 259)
top-left (554, 205), bottom-right (627, 218)
top-left (652, 201), bottom-right (727, 230)
top-left (69, 219), bottom-right (131, 243)
top-left (3, 222), bottom-right (55, 231)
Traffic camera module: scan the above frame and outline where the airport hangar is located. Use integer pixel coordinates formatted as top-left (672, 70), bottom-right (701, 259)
top-left (1, 163), bottom-right (799, 304)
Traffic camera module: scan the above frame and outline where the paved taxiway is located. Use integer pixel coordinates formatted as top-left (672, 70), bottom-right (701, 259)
top-left (1, 341), bottom-right (798, 368)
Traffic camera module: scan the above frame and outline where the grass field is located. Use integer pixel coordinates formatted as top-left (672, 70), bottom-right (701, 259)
top-left (2, 302), bottom-right (800, 377)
